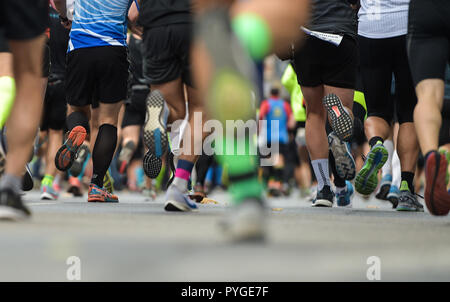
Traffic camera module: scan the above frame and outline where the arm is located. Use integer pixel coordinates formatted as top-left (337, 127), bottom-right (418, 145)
top-left (53, 0), bottom-right (67, 17)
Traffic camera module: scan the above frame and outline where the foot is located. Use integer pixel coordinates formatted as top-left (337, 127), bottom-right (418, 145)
top-left (387, 185), bottom-right (399, 208)
top-left (69, 144), bottom-right (90, 177)
top-left (142, 188), bottom-right (157, 201)
top-left (118, 141), bottom-right (136, 174)
top-left (376, 174), bottom-right (392, 201)
top-left (143, 90), bottom-right (169, 179)
top-left (21, 164), bottom-right (34, 192)
top-left (355, 141), bottom-right (388, 195)
top-left (189, 183), bottom-right (207, 203)
top-left (88, 184), bottom-right (118, 203)
top-left (41, 184), bottom-right (59, 200)
top-left (164, 185), bottom-right (198, 212)
top-left (219, 198), bottom-right (266, 242)
top-left (396, 182), bottom-right (424, 212)
top-left (0, 188), bottom-right (31, 220)
top-left (328, 131), bottom-right (356, 180)
top-left (67, 176), bottom-right (83, 197)
top-left (424, 151), bottom-right (450, 216)
top-left (322, 94), bottom-right (353, 142)
top-left (312, 185), bottom-right (334, 207)
top-left (267, 180), bottom-right (282, 197)
top-left (55, 126), bottom-right (87, 171)
top-left (336, 181), bottom-right (354, 208)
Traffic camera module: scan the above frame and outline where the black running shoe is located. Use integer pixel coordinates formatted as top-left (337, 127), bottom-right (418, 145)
top-left (0, 188), bottom-right (31, 220)
top-left (312, 185), bottom-right (334, 207)
top-left (0, 130), bottom-right (5, 177)
top-left (143, 90), bottom-right (169, 178)
top-left (322, 94), bottom-right (353, 142)
top-left (21, 164), bottom-right (34, 192)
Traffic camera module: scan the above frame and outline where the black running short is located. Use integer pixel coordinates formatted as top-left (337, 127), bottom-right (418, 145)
top-left (0, 0), bottom-right (49, 41)
top-left (359, 35), bottom-right (417, 124)
top-left (293, 35), bottom-right (357, 89)
top-left (407, 0), bottom-right (450, 86)
top-left (122, 86), bottom-right (150, 128)
top-left (0, 29), bottom-right (8, 52)
top-left (66, 46), bottom-right (129, 107)
top-left (142, 23), bottom-right (192, 86)
top-left (42, 42), bottom-right (50, 78)
top-left (41, 75), bottom-right (67, 131)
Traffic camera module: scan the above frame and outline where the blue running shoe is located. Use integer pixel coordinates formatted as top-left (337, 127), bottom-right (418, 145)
top-left (336, 181), bottom-right (354, 207)
top-left (165, 185), bottom-right (198, 212)
top-left (328, 131), bottom-right (356, 180)
top-left (387, 184), bottom-right (400, 208)
top-left (40, 184), bottom-right (59, 200)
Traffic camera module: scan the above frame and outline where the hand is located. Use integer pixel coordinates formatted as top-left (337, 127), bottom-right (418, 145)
top-left (59, 15), bottom-right (72, 30)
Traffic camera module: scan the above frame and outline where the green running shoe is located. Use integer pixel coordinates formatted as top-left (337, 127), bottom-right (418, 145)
top-left (355, 141), bottom-right (388, 195)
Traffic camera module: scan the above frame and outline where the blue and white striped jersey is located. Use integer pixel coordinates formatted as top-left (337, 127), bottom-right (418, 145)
top-left (68, 0), bottom-right (133, 52)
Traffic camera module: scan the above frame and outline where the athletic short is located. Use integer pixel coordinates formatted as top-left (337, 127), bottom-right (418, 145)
top-left (0, 29), bottom-right (8, 52)
top-left (142, 24), bottom-right (192, 86)
top-left (359, 35), bottom-right (417, 124)
top-left (293, 35), bottom-right (357, 89)
top-left (122, 86), bottom-right (150, 128)
top-left (0, 0), bottom-right (48, 41)
top-left (407, 0), bottom-right (450, 86)
top-left (66, 46), bottom-right (129, 107)
top-left (41, 75), bottom-right (67, 131)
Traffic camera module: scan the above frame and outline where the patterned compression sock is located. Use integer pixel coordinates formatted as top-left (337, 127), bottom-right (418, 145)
top-left (172, 159), bottom-right (194, 192)
top-left (0, 76), bottom-right (16, 129)
top-left (311, 159), bottom-right (331, 191)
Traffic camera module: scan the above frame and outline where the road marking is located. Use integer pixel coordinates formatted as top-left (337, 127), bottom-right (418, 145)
top-left (27, 202), bottom-right (58, 206)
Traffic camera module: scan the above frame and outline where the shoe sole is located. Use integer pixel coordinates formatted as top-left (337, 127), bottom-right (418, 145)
top-left (164, 200), bottom-right (197, 212)
top-left (312, 199), bottom-right (333, 207)
top-left (328, 132), bottom-right (356, 180)
top-left (355, 145), bottom-right (388, 195)
top-left (396, 205), bottom-right (423, 212)
top-left (425, 152), bottom-right (450, 216)
top-left (88, 197), bottom-right (119, 203)
top-left (55, 126), bottom-right (87, 171)
top-left (143, 90), bottom-right (167, 179)
top-left (387, 194), bottom-right (399, 209)
top-left (22, 164), bottom-right (34, 192)
top-left (41, 192), bottom-right (57, 200)
top-left (337, 203), bottom-right (352, 208)
top-left (323, 94), bottom-right (353, 142)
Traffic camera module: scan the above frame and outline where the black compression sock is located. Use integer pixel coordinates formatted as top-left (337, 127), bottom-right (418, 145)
top-left (369, 136), bottom-right (384, 148)
top-left (329, 151), bottom-right (346, 188)
top-left (91, 124), bottom-right (117, 188)
top-left (401, 171), bottom-right (415, 194)
top-left (66, 111), bottom-right (90, 134)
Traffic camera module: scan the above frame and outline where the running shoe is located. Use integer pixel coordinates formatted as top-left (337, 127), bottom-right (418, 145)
top-left (328, 131), bottom-right (356, 180)
top-left (164, 185), bottom-right (198, 212)
top-left (312, 185), bottom-right (334, 207)
top-left (118, 141), bottom-right (136, 174)
top-left (336, 181), bottom-right (354, 208)
top-left (21, 164), bottom-right (34, 192)
top-left (67, 176), bottom-right (83, 197)
top-left (220, 198), bottom-right (266, 242)
top-left (376, 174), bottom-right (392, 201)
top-left (267, 180), bottom-right (283, 197)
top-left (142, 188), bottom-right (157, 201)
top-left (322, 94), bottom-right (353, 142)
top-left (387, 184), bottom-right (399, 208)
top-left (0, 188), bottom-right (31, 220)
top-left (40, 184), bottom-right (59, 200)
top-left (143, 90), bottom-right (169, 179)
top-left (69, 144), bottom-right (90, 177)
top-left (396, 181), bottom-right (424, 212)
top-left (103, 170), bottom-right (114, 194)
top-left (88, 184), bottom-right (118, 203)
top-left (189, 183), bottom-right (207, 203)
top-left (355, 141), bottom-right (388, 195)
top-left (55, 126), bottom-right (87, 171)
top-left (424, 151), bottom-right (450, 216)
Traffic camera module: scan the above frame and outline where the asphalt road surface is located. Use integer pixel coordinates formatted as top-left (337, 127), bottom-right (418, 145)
top-left (1, 188), bottom-right (449, 282)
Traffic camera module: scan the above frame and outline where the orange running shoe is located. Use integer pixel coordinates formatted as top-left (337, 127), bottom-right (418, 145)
top-left (67, 176), bottom-right (83, 197)
top-left (55, 126), bottom-right (87, 171)
top-left (88, 184), bottom-right (119, 203)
